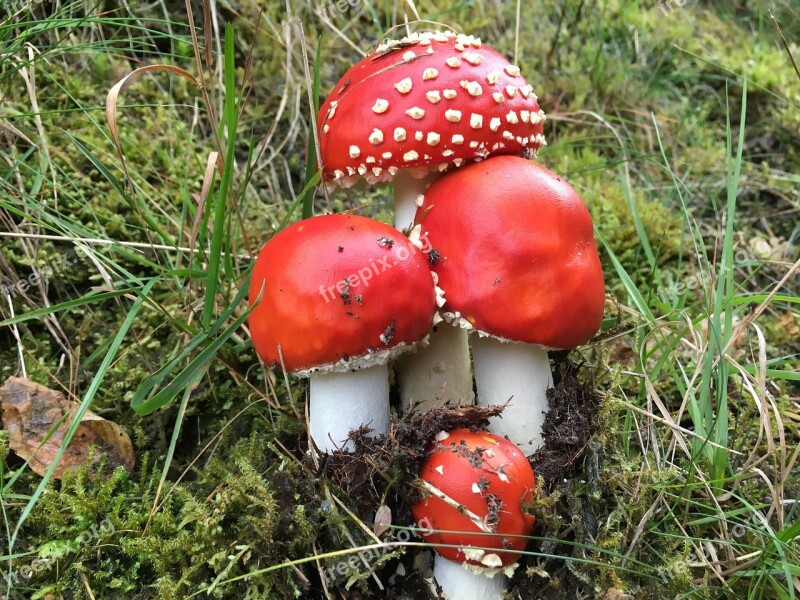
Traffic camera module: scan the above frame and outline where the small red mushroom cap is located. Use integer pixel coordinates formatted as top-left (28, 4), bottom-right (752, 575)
top-left (414, 155), bottom-right (605, 349)
top-left (318, 31), bottom-right (546, 188)
top-left (248, 214), bottom-right (437, 374)
top-left (412, 428), bottom-right (536, 568)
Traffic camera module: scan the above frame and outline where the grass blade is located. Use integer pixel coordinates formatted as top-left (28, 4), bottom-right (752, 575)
top-left (201, 23), bottom-right (238, 329)
top-left (301, 38), bottom-right (322, 220)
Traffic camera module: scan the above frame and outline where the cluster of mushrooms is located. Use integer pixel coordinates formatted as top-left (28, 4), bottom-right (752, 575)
top-left (248, 31), bottom-right (606, 600)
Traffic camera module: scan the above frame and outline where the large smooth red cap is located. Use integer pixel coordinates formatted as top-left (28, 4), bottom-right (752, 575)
top-left (412, 429), bottom-right (536, 566)
top-left (318, 31), bottom-right (546, 188)
top-left (248, 214), bottom-right (436, 373)
top-left (415, 155), bottom-right (605, 348)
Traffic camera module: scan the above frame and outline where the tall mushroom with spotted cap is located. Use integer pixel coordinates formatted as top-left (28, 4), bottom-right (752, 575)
top-left (412, 428), bottom-right (536, 599)
top-left (317, 30), bottom-right (546, 228)
top-left (318, 30), bottom-right (547, 409)
top-left (248, 213), bottom-right (438, 453)
top-left (414, 156), bottom-right (606, 455)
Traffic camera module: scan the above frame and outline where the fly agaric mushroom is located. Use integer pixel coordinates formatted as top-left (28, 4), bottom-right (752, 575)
top-left (317, 30), bottom-right (546, 228)
top-left (318, 31), bottom-right (548, 409)
top-left (412, 428), bottom-right (536, 599)
top-left (414, 156), bottom-right (606, 455)
top-left (248, 213), bottom-right (439, 453)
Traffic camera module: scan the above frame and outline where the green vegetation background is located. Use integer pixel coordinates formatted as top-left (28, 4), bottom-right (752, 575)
top-left (0, 0), bottom-right (797, 598)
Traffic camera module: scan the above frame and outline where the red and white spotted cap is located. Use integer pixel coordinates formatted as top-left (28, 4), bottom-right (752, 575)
top-left (317, 31), bottom-right (546, 188)
top-left (412, 428), bottom-right (536, 571)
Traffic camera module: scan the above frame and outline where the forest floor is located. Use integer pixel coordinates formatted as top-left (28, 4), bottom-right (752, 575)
top-left (0, 1), bottom-right (798, 598)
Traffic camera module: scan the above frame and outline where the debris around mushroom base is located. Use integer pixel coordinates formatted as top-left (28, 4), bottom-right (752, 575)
top-left (299, 359), bottom-right (599, 598)
top-left (318, 402), bottom-right (506, 514)
top-left (529, 358), bottom-right (602, 492)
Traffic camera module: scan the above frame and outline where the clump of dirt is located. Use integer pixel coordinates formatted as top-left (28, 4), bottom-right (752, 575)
top-left (530, 356), bottom-right (602, 492)
top-left (346, 574), bottom-right (434, 600)
top-left (319, 402), bottom-right (504, 518)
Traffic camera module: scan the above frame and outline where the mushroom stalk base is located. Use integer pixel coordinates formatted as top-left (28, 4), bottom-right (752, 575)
top-left (309, 364), bottom-right (390, 453)
top-left (432, 554), bottom-right (506, 600)
top-left (398, 324), bottom-right (474, 411)
top-left (471, 337), bottom-right (553, 456)
top-left (393, 170), bottom-right (437, 231)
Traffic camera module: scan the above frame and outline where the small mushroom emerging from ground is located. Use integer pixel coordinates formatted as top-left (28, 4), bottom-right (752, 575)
top-left (318, 30), bottom-right (548, 410)
top-left (412, 428), bottom-right (536, 599)
top-left (247, 213), bottom-right (439, 453)
top-left (414, 156), bottom-right (606, 454)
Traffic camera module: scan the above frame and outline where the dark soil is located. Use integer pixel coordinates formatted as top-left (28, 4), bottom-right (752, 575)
top-left (530, 357), bottom-right (602, 492)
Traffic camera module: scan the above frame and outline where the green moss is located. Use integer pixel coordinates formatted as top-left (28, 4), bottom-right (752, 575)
top-left (14, 434), bottom-right (322, 599)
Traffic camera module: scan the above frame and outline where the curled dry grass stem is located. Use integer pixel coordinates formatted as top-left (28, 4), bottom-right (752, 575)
top-left (106, 64), bottom-right (201, 189)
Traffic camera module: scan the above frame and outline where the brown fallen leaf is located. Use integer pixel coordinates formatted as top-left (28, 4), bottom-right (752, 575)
top-left (0, 377), bottom-right (134, 478)
top-left (373, 504), bottom-right (392, 537)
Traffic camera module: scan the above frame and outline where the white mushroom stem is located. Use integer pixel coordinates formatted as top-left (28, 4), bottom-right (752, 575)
top-left (393, 170), bottom-right (434, 231)
top-left (398, 324), bottom-right (474, 411)
top-left (394, 170), bottom-right (474, 409)
top-left (308, 364), bottom-right (390, 453)
top-left (432, 554), bottom-right (506, 600)
top-left (471, 336), bottom-right (553, 456)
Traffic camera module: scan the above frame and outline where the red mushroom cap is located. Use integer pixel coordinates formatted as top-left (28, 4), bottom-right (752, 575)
top-left (412, 428), bottom-right (536, 568)
top-left (318, 31), bottom-right (546, 188)
top-left (248, 213), bottom-right (437, 374)
top-left (414, 155), bottom-right (605, 349)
